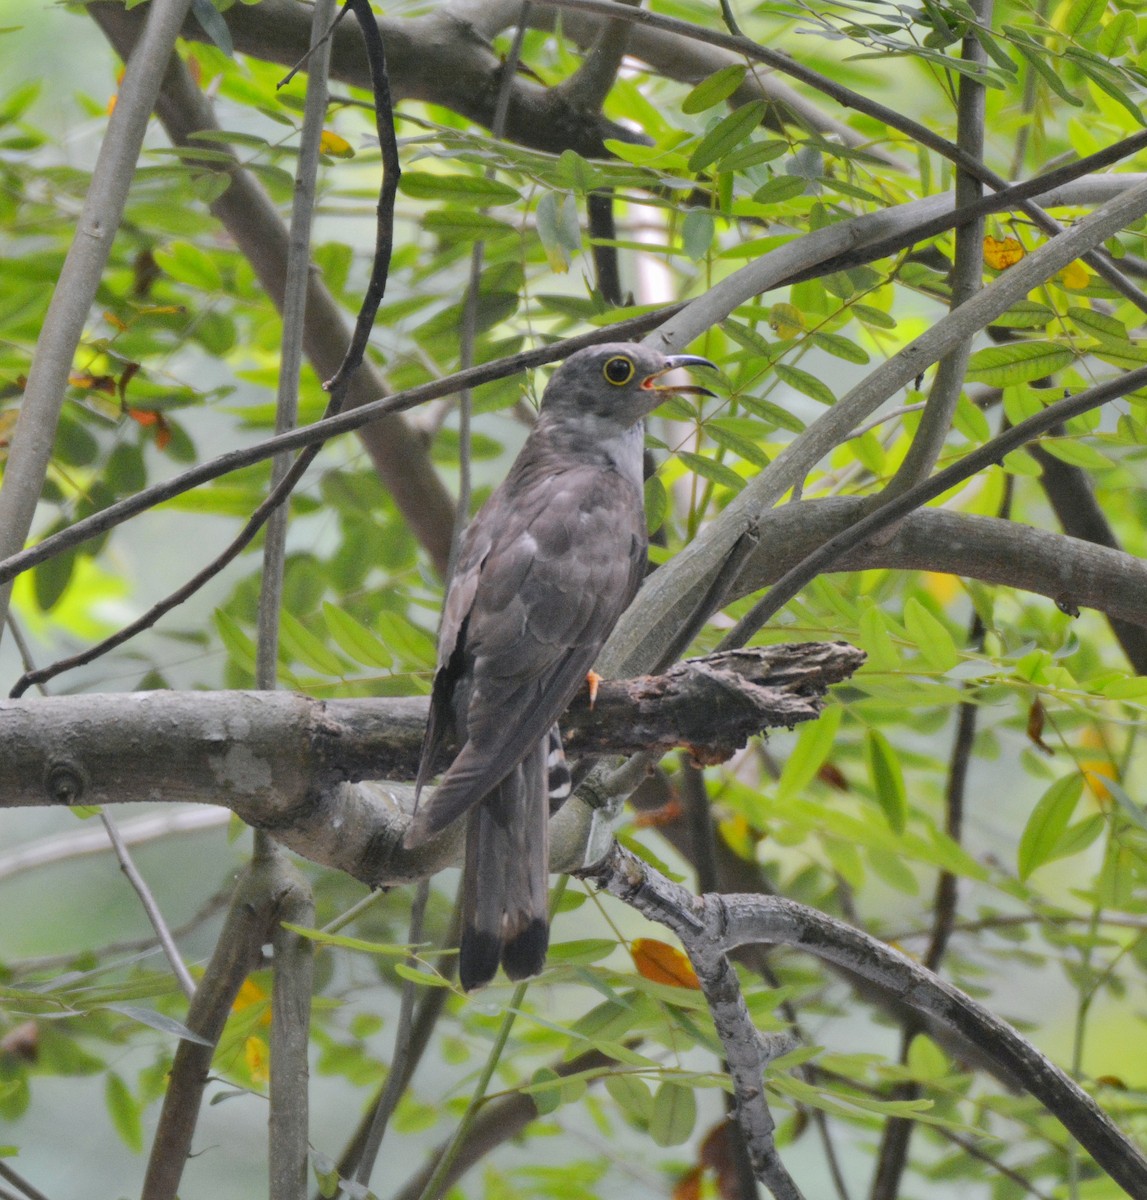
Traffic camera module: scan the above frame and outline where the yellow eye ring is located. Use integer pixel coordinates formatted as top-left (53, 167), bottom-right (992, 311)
top-left (602, 355), bottom-right (635, 386)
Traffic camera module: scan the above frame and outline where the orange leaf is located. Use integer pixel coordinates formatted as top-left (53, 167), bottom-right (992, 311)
top-left (632, 938), bottom-right (701, 990)
top-left (1027, 699), bottom-right (1054, 755)
top-left (671, 1166), bottom-right (703, 1200)
top-left (103, 310), bottom-right (128, 332)
top-left (634, 797), bottom-right (683, 828)
top-left (816, 762), bottom-right (849, 791)
top-left (983, 235), bottom-right (1024, 270)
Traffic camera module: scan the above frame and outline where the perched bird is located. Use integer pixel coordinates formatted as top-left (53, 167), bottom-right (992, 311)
top-left (404, 342), bottom-right (715, 990)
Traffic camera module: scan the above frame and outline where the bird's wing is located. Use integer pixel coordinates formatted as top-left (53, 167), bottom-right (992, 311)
top-left (406, 464), bottom-right (646, 843)
top-left (413, 515), bottom-right (492, 799)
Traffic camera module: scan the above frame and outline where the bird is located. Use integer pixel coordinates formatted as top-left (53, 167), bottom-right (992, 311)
top-left (403, 342), bottom-right (715, 991)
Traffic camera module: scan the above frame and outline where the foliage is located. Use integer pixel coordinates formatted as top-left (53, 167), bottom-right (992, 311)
top-left (2, 0), bottom-right (1147, 1198)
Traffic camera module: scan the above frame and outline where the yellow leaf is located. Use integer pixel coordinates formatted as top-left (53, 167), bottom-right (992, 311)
top-left (632, 938), bottom-right (701, 989)
top-left (319, 129), bottom-right (354, 159)
top-left (232, 977), bottom-right (272, 1025)
top-left (920, 571), bottom-right (959, 605)
top-left (1058, 260), bottom-right (1091, 290)
top-left (983, 235), bottom-right (1024, 270)
top-left (244, 1035), bottom-right (269, 1085)
top-left (769, 302), bottom-right (804, 338)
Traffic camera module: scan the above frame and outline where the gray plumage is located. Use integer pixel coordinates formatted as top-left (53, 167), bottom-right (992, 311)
top-left (404, 342), bottom-right (714, 990)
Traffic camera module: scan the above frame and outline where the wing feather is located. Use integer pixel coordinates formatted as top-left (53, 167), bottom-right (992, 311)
top-left (405, 459), bottom-right (645, 845)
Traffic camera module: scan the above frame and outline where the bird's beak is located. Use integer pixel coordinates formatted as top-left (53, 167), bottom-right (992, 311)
top-left (640, 354), bottom-right (717, 398)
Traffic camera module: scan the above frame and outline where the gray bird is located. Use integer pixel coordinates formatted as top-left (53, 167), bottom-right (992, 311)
top-left (404, 342), bottom-right (715, 990)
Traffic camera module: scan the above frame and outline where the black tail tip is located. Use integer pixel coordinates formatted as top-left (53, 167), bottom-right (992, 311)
top-left (459, 927), bottom-right (501, 992)
top-left (502, 919), bottom-right (549, 982)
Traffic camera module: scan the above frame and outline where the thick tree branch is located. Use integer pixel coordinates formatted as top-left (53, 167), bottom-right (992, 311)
top-left (0, 0), bottom-right (194, 636)
top-left (582, 842), bottom-right (1147, 1200)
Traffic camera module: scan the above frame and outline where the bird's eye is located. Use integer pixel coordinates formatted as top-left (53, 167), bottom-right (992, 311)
top-left (602, 355), bottom-right (635, 386)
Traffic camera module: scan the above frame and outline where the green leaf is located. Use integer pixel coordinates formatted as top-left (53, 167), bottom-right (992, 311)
top-left (738, 393), bottom-right (806, 432)
top-left (1097, 10), bottom-right (1136, 58)
top-left (902, 598), bottom-right (959, 672)
top-left (681, 208), bottom-right (714, 261)
top-left (717, 139), bottom-right (788, 171)
top-left (1061, 0), bottom-right (1105, 39)
top-left (992, 299), bottom-right (1054, 329)
top-left (376, 611), bottom-right (437, 669)
top-left (865, 729), bottom-right (907, 834)
top-left (689, 101), bottom-right (767, 172)
top-left (1067, 307), bottom-right (1131, 347)
top-left (323, 603), bottom-right (393, 669)
top-left (604, 1073), bottom-right (653, 1127)
top-left (214, 610), bottom-right (257, 673)
top-left (100, 1003), bottom-right (212, 1046)
top-left (537, 191), bottom-right (581, 272)
top-left (279, 610), bottom-right (346, 677)
top-left (644, 474), bottom-right (668, 534)
top-left (1038, 438), bottom-right (1114, 469)
top-left (751, 175), bottom-right (808, 206)
top-left (530, 1067), bottom-right (564, 1116)
top-left (1013, 41), bottom-right (1084, 107)
top-left (1018, 774), bottom-right (1084, 880)
top-left (648, 1081), bottom-right (697, 1147)
top-left (812, 331), bottom-right (870, 364)
top-left (706, 418), bottom-right (771, 467)
top-left (153, 240), bottom-right (224, 292)
top-left (105, 1072), bottom-right (143, 1152)
top-left (778, 704), bottom-right (843, 802)
top-left (677, 450), bottom-right (745, 492)
top-left (775, 362), bottom-right (836, 406)
top-left (398, 172), bottom-right (520, 205)
top-left (966, 340), bottom-right (1074, 385)
top-left (682, 64), bottom-right (747, 113)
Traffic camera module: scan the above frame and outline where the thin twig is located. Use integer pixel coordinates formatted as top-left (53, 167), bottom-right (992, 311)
top-left (101, 813), bottom-right (197, 1001)
top-left (719, 363), bottom-right (1147, 647)
top-left (323, 0), bottom-right (401, 396)
top-left (539, 0), bottom-right (1147, 314)
top-left (0, 1160), bottom-right (55, 1200)
top-left (0, 309), bottom-right (679, 600)
top-left (351, 880), bottom-right (430, 1191)
top-left (883, 0), bottom-right (991, 497)
top-left (0, 0), bottom-right (195, 642)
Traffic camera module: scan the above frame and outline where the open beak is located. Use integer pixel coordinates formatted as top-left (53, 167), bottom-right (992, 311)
top-left (640, 354), bottom-right (717, 398)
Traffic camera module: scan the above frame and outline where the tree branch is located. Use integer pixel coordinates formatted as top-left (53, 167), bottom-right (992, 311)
top-left (0, 0), bottom-right (194, 637)
top-left (582, 842), bottom-right (1147, 1200)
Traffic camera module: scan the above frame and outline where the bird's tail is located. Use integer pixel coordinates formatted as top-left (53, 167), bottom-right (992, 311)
top-left (459, 739), bottom-right (550, 991)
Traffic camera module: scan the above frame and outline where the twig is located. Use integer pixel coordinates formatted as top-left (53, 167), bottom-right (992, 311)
top-left (351, 880), bottom-right (430, 1191)
top-left (0, 1161), bottom-right (55, 1200)
top-left (256, 0), bottom-right (337, 689)
top-left (538, 0), bottom-right (1147, 314)
top-left (270, 862), bottom-right (316, 1200)
top-left (413, 979), bottom-right (530, 1200)
top-left (101, 813), bottom-right (197, 1001)
top-left (720, 364), bottom-right (1147, 646)
top-left (141, 848), bottom-right (285, 1200)
top-left (0, 308), bottom-right (679, 597)
top-left (0, 0), bottom-right (195, 642)
top-left (584, 841), bottom-right (1147, 1200)
top-left (884, 0), bottom-right (991, 497)
top-left (323, 0), bottom-right (400, 397)
top-left (582, 845), bottom-right (802, 1199)
top-left (607, 173), bottom-right (1147, 680)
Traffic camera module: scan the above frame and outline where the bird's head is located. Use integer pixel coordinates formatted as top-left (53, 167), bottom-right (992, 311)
top-left (539, 342), bottom-right (716, 431)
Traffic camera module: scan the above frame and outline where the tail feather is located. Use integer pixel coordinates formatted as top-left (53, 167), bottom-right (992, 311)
top-left (458, 741), bottom-right (550, 991)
